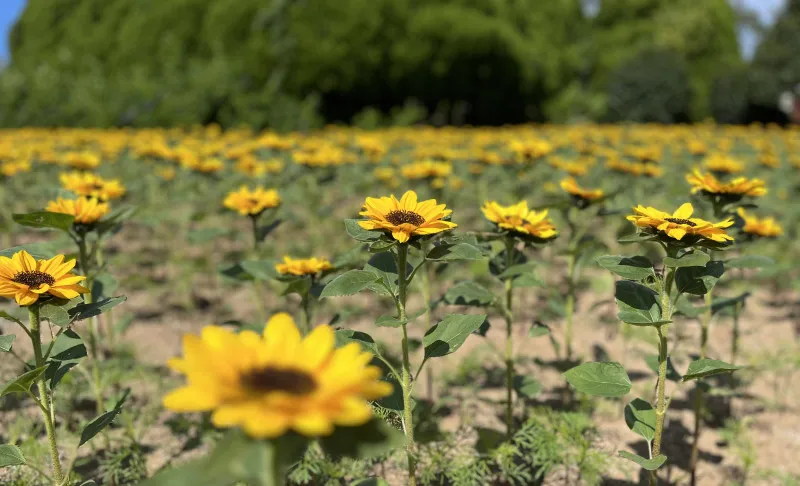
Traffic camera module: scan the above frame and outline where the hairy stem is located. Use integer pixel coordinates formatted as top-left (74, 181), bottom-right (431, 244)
top-left (504, 236), bottom-right (515, 438)
top-left (650, 267), bottom-right (674, 485)
top-left (690, 290), bottom-right (713, 486)
top-left (396, 244), bottom-right (417, 486)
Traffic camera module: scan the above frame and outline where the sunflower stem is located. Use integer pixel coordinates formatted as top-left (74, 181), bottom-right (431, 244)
top-left (29, 305), bottom-right (66, 485)
top-left (420, 242), bottom-right (434, 401)
top-left (300, 288), bottom-right (312, 335)
top-left (650, 265), bottom-right (675, 485)
top-left (503, 236), bottom-right (515, 438)
top-left (690, 288), bottom-right (714, 486)
top-left (396, 243), bottom-right (417, 486)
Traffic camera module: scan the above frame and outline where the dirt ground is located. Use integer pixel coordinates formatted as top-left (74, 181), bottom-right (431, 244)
top-left (1, 247), bottom-right (798, 486)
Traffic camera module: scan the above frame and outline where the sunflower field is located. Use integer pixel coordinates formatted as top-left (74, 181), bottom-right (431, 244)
top-left (0, 123), bottom-right (798, 486)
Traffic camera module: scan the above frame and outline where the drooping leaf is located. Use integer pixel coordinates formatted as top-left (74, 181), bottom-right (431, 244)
top-left (444, 281), bottom-right (494, 306)
top-left (0, 444), bottom-right (26, 467)
top-left (79, 389), bottom-right (130, 446)
top-left (334, 329), bottom-right (378, 354)
top-left (675, 262), bottom-right (725, 295)
top-left (363, 252), bottom-right (408, 295)
top-left (240, 260), bottom-right (280, 281)
top-left (0, 335), bottom-right (15, 352)
top-left (563, 362), bottom-right (632, 397)
top-left (596, 255), bottom-right (655, 280)
top-left (13, 211), bottom-right (74, 232)
top-left (682, 359), bottom-right (740, 382)
top-left (40, 298), bottom-right (81, 327)
top-left (426, 242), bottom-right (485, 261)
top-left (724, 255), bottom-right (774, 269)
top-left (69, 296), bottom-right (127, 322)
top-left (528, 321), bottom-right (551, 338)
top-left (91, 272), bottom-right (119, 301)
top-left (0, 365), bottom-right (49, 398)
top-left (615, 281), bottom-right (664, 325)
top-left (663, 251), bottom-right (710, 268)
top-left (643, 355), bottom-right (682, 382)
top-left (513, 375), bottom-right (543, 398)
top-left (0, 311), bottom-right (23, 326)
top-left (624, 398), bottom-right (656, 442)
top-left (423, 314), bottom-right (487, 359)
top-left (320, 270), bottom-right (380, 298)
top-left (48, 329), bottom-right (87, 361)
top-left (345, 219), bottom-right (381, 242)
top-left (375, 309), bottom-right (425, 328)
top-left (618, 451), bottom-right (667, 471)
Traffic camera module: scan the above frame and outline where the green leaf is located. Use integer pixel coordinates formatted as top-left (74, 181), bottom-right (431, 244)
top-left (375, 309), bottom-right (425, 328)
top-left (497, 262), bottom-right (538, 279)
top-left (91, 272), bottom-right (119, 301)
top-left (363, 252), bottom-right (408, 295)
top-left (240, 260), bottom-right (279, 281)
top-left (218, 262), bottom-right (254, 281)
top-left (319, 418), bottom-right (404, 460)
top-left (643, 355), bottom-right (682, 382)
top-left (345, 219), bottom-right (381, 242)
top-left (320, 270), bottom-right (380, 298)
top-left (615, 281), bottom-right (663, 325)
top-left (528, 322), bottom-right (551, 338)
top-left (352, 479), bottom-right (389, 486)
top-left (711, 292), bottom-right (750, 315)
top-left (682, 359), bottom-right (740, 382)
top-left (0, 444), bottom-right (26, 467)
top-left (675, 262), bottom-right (725, 295)
top-left (426, 242), bottom-right (485, 261)
top-left (596, 255), bottom-right (655, 280)
top-left (79, 389), bottom-right (130, 446)
top-left (423, 314), bottom-right (487, 359)
top-left (618, 451), bottom-right (667, 471)
top-left (187, 228), bottom-right (231, 244)
top-left (563, 362), bottom-right (631, 398)
top-left (281, 277), bottom-right (312, 296)
top-left (48, 329), bottom-right (87, 361)
top-left (0, 335), bottom-right (15, 352)
top-left (444, 281), bottom-right (494, 306)
top-left (475, 427), bottom-right (506, 454)
top-left (0, 365), bottom-right (49, 398)
top-left (0, 242), bottom-right (60, 260)
top-left (334, 329), bottom-right (378, 354)
top-left (69, 296), bottom-right (127, 322)
top-left (513, 375), bottom-right (543, 398)
top-left (624, 398), bottom-right (656, 442)
top-left (40, 298), bottom-right (81, 327)
top-left (724, 255), bottom-right (774, 269)
top-left (511, 272), bottom-right (543, 288)
top-left (256, 219), bottom-right (281, 242)
top-left (13, 211), bottom-right (74, 232)
top-left (663, 250), bottom-right (710, 268)
top-left (0, 311), bottom-right (23, 326)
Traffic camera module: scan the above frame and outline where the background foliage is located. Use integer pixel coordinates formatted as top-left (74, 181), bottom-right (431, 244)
top-left (1, 0), bottom-right (799, 128)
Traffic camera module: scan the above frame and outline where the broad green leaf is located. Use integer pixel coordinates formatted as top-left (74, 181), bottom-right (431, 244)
top-left (511, 272), bottom-right (543, 288)
top-left (643, 355), bottom-right (682, 382)
top-left (281, 277), bottom-right (312, 296)
top-left (218, 262), bottom-right (254, 281)
top-left (363, 252), bottom-right (409, 295)
top-left (256, 219), bottom-right (281, 242)
top-left (0, 335), bottom-right (15, 352)
top-left (13, 211), bottom-right (74, 232)
top-left (724, 255), bottom-right (774, 269)
top-left (618, 451), bottom-right (667, 471)
top-left (91, 272), bottom-right (119, 301)
top-left (320, 418), bottom-right (404, 460)
top-left (615, 281), bottom-right (663, 325)
top-left (513, 375), bottom-right (543, 398)
top-left (624, 398), bottom-right (656, 442)
top-left (40, 298), bottom-right (81, 327)
top-left (711, 292), bottom-right (750, 315)
top-left (0, 311), bottom-right (23, 326)
top-left (675, 262), bottom-right (725, 295)
top-left (320, 270), bottom-right (380, 298)
top-left (69, 296), bottom-right (127, 322)
top-left (682, 359), bottom-right (740, 382)
top-left (423, 314), bottom-right (487, 359)
top-left (345, 219), bottom-right (381, 242)
top-left (528, 322), bottom-right (551, 338)
top-left (240, 260), bottom-right (279, 281)
top-left (79, 389), bottom-right (130, 446)
top-left (663, 251), bottom-right (710, 268)
top-left (48, 330), bottom-right (87, 361)
top-left (596, 255), bottom-right (655, 280)
top-left (0, 444), bottom-right (26, 467)
top-left (334, 329), bottom-right (378, 354)
top-left (497, 262), bottom-right (537, 279)
top-left (489, 248), bottom-right (527, 277)
top-left (426, 242), bottom-right (485, 261)
top-left (563, 362), bottom-right (631, 397)
top-left (674, 296), bottom-right (706, 318)
top-left (444, 281), bottom-right (494, 306)
top-left (0, 365), bottom-right (49, 398)
top-left (375, 309), bottom-right (425, 328)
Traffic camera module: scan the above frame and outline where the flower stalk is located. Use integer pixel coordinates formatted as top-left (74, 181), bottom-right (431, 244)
top-left (395, 243), bottom-right (417, 486)
top-left (503, 236), bottom-right (515, 438)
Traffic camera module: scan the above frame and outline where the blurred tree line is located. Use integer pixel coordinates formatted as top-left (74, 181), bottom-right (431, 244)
top-left (0, 0), bottom-right (798, 129)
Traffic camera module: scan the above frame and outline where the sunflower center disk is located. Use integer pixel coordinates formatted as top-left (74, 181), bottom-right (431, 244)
top-left (385, 209), bottom-right (425, 226)
top-left (241, 367), bottom-right (317, 395)
top-left (665, 217), bottom-right (696, 227)
top-left (12, 270), bottom-right (56, 289)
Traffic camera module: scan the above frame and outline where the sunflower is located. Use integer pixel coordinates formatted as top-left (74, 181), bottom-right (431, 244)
top-left (627, 203), bottom-right (734, 243)
top-left (481, 201), bottom-right (557, 241)
top-left (0, 251), bottom-right (89, 306)
top-left (223, 186), bottom-right (281, 216)
top-left (163, 313), bottom-right (392, 438)
top-left (560, 177), bottom-right (604, 205)
top-left (358, 190), bottom-right (456, 243)
top-left (275, 256), bottom-right (333, 276)
top-left (46, 197), bottom-right (109, 224)
top-left (686, 169), bottom-right (766, 201)
top-left (737, 208), bottom-right (783, 238)
top-left (703, 154), bottom-right (744, 174)
top-left (60, 171), bottom-right (126, 201)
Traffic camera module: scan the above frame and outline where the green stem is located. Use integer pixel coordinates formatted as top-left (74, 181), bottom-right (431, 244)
top-left (29, 306), bottom-right (66, 485)
top-left (731, 301), bottom-right (741, 365)
top-left (421, 257), bottom-right (434, 401)
top-left (504, 236), bottom-right (515, 438)
top-left (650, 266), bottom-right (674, 486)
top-left (300, 288), bottom-right (312, 335)
top-left (690, 290), bottom-right (713, 486)
top-left (565, 252), bottom-right (576, 361)
top-left (396, 244), bottom-right (417, 486)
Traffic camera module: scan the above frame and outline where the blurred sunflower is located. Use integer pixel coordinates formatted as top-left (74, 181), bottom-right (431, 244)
top-left (737, 208), bottom-right (782, 238)
top-left (560, 177), bottom-right (604, 206)
top-left (686, 169), bottom-right (766, 201)
top-left (627, 203), bottom-right (733, 243)
top-left (275, 256), bottom-right (333, 276)
top-left (46, 197), bottom-right (109, 224)
top-left (163, 313), bottom-right (392, 438)
top-left (60, 171), bottom-right (126, 201)
top-left (0, 251), bottom-right (88, 306)
top-left (359, 190), bottom-right (456, 243)
top-left (223, 186), bottom-right (281, 216)
top-left (482, 201), bottom-right (557, 241)
top-left (703, 154), bottom-right (744, 174)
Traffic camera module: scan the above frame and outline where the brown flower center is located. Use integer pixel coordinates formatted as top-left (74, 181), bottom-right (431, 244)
top-left (665, 218), bottom-right (696, 227)
top-left (240, 367), bottom-right (317, 395)
top-left (386, 210), bottom-right (425, 226)
top-left (12, 271), bottom-right (56, 289)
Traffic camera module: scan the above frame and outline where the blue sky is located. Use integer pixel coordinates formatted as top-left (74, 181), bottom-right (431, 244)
top-left (0, 0), bottom-right (790, 61)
